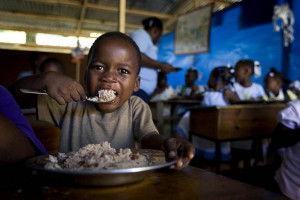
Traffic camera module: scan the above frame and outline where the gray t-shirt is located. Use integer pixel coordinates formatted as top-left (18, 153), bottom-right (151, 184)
top-left (38, 95), bottom-right (158, 152)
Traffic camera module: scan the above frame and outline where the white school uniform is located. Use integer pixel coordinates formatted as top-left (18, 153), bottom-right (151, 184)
top-left (275, 100), bottom-right (300, 200)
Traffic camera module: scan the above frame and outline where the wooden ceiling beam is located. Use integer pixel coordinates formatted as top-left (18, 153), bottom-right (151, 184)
top-left (76, 0), bottom-right (88, 36)
top-left (118, 0), bottom-right (126, 33)
top-left (0, 24), bottom-right (103, 38)
top-left (0, 10), bottom-right (77, 23)
top-left (0, 9), bottom-right (142, 34)
top-left (26, 0), bottom-right (173, 19)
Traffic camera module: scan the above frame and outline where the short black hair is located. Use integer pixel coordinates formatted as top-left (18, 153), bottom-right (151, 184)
top-left (235, 59), bottom-right (254, 74)
top-left (87, 32), bottom-right (141, 75)
top-left (142, 17), bottom-right (163, 31)
top-left (39, 57), bottom-right (65, 73)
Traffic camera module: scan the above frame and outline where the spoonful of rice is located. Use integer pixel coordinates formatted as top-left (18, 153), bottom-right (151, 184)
top-left (86, 89), bottom-right (117, 103)
top-left (20, 89), bottom-right (117, 103)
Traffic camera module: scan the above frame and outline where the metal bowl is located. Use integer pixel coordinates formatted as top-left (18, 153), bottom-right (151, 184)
top-left (25, 149), bottom-right (177, 186)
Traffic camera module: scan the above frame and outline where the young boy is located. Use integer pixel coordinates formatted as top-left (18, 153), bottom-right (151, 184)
top-left (176, 67), bottom-right (205, 100)
top-left (231, 59), bottom-right (266, 154)
top-left (9, 32), bottom-right (194, 169)
top-left (233, 59), bottom-right (265, 100)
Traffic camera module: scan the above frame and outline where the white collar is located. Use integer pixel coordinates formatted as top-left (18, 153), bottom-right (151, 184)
top-left (269, 89), bottom-right (284, 100)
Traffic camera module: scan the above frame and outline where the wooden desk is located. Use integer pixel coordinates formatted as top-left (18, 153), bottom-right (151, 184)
top-left (149, 99), bottom-right (200, 136)
top-left (0, 165), bottom-right (287, 200)
top-left (189, 103), bottom-right (286, 172)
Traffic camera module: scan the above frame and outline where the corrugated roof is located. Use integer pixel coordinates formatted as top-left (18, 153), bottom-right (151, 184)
top-left (0, 0), bottom-right (241, 37)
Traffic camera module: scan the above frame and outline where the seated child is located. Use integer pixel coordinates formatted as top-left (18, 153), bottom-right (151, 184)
top-left (150, 72), bottom-right (177, 116)
top-left (263, 67), bottom-right (291, 102)
top-left (233, 59), bottom-right (265, 100)
top-left (231, 59), bottom-right (266, 152)
top-left (173, 66), bottom-right (240, 161)
top-left (150, 72), bottom-right (177, 101)
top-left (9, 32), bottom-right (194, 169)
top-left (268, 100), bottom-right (300, 199)
top-left (176, 67), bottom-right (206, 100)
top-left (39, 57), bottom-right (66, 74)
top-left (0, 85), bottom-right (46, 165)
top-left (287, 80), bottom-right (300, 100)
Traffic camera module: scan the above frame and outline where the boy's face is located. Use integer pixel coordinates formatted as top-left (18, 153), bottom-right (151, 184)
top-left (235, 65), bottom-right (250, 83)
top-left (86, 38), bottom-right (140, 113)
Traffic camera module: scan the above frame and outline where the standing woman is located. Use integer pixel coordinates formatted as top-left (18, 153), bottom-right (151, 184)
top-left (130, 17), bottom-right (177, 103)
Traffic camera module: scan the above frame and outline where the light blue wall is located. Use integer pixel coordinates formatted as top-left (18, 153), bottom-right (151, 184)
top-left (158, 0), bottom-right (297, 89)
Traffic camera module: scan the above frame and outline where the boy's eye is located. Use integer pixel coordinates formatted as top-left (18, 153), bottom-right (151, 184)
top-left (119, 68), bottom-right (129, 74)
top-left (92, 65), bottom-right (104, 70)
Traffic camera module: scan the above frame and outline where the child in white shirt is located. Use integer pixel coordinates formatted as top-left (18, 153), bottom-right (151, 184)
top-left (268, 100), bottom-right (300, 200)
top-left (174, 66), bottom-right (239, 161)
top-left (233, 59), bottom-right (265, 100)
top-left (231, 59), bottom-right (265, 151)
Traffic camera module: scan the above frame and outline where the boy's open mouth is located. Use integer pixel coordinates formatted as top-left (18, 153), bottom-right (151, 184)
top-left (98, 89), bottom-right (118, 102)
top-left (87, 89), bottom-right (118, 103)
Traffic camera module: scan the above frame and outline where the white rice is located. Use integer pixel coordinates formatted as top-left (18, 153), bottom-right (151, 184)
top-left (98, 89), bottom-right (116, 102)
top-left (45, 142), bottom-right (148, 171)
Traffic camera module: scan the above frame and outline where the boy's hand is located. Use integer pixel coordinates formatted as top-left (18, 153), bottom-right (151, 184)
top-left (43, 72), bottom-right (86, 105)
top-left (161, 138), bottom-right (195, 169)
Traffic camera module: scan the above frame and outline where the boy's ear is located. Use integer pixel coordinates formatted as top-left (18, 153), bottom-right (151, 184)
top-left (133, 76), bottom-right (141, 92)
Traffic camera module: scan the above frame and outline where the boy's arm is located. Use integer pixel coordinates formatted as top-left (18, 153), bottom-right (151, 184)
top-left (9, 72), bottom-right (86, 105)
top-left (141, 132), bottom-right (195, 169)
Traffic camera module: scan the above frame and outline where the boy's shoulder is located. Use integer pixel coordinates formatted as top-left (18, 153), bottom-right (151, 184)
top-left (129, 95), bottom-right (146, 105)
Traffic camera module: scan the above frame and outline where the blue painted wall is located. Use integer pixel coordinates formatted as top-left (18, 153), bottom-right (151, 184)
top-left (158, 0), bottom-right (298, 88)
top-left (290, 0), bottom-right (300, 81)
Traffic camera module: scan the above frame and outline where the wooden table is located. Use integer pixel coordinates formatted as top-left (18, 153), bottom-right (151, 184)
top-left (149, 99), bottom-right (200, 136)
top-left (0, 165), bottom-right (287, 200)
top-left (189, 103), bottom-right (286, 172)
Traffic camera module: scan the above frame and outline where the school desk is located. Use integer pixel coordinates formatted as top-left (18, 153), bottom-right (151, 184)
top-left (189, 103), bottom-right (286, 173)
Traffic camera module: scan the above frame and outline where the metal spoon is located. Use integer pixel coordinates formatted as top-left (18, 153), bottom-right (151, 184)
top-left (20, 88), bottom-right (115, 103)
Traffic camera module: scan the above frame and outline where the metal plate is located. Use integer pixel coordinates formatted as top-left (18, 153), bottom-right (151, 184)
top-left (25, 149), bottom-right (177, 186)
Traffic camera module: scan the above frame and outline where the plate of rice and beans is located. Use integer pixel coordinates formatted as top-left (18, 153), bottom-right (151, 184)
top-left (25, 142), bottom-right (177, 186)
